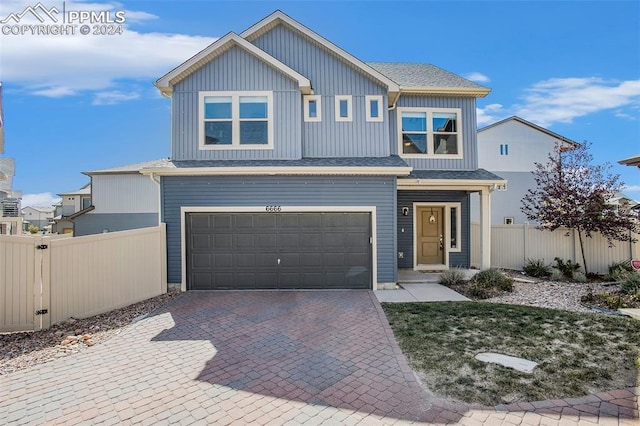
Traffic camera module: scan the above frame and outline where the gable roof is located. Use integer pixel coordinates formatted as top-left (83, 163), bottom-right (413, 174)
top-left (155, 32), bottom-right (312, 96)
top-left (240, 10), bottom-right (400, 94)
top-left (367, 62), bottom-right (490, 97)
top-left (22, 205), bottom-right (55, 213)
top-left (478, 116), bottom-right (580, 148)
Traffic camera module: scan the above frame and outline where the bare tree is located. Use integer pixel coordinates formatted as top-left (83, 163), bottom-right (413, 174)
top-left (521, 141), bottom-right (639, 275)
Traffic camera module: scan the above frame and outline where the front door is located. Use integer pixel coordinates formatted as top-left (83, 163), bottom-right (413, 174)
top-left (416, 206), bottom-right (444, 265)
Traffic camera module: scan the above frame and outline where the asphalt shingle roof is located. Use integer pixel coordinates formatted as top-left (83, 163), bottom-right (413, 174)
top-left (405, 169), bottom-right (505, 181)
top-left (165, 156), bottom-right (410, 169)
top-left (367, 62), bottom-right (488, 90)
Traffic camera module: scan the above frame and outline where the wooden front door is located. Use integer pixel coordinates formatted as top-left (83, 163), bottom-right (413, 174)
top-left (417, 206), bottom-right (444, 265)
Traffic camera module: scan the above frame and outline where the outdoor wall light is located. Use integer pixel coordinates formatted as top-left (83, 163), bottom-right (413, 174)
top-left (402, 207), bottom-right (409, 216)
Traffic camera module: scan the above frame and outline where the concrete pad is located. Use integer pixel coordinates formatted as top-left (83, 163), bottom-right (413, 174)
top-left (374, 289), bottom-right (417, 303)
top-left (475, 352), bottom-right (538, 373)
top-left (403, 283), bottom-right (470, 302)
top-left (619, 308), bottom-right (640, 320)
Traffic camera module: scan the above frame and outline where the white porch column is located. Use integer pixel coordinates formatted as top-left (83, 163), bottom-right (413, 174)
top-left (480, 188), bottom-right (492, 270)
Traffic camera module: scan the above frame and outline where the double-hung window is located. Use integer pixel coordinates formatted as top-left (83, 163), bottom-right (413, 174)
top-left (398, 107), bottom-right (462, 158)
top-left (200, 91), bottom-right (273, 149)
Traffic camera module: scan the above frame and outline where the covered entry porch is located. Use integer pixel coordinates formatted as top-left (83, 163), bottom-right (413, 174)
top-left (397, 170), bottom-right (506, 272)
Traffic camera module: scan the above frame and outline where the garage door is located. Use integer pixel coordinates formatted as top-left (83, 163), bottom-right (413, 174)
top-left (186, 212), bottom-right (372, 290)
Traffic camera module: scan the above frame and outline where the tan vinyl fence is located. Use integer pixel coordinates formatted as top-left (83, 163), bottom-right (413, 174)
top-left (0, 225), bottom-right (167, 332)
top-left (471, 222), bottom-right (640, 273)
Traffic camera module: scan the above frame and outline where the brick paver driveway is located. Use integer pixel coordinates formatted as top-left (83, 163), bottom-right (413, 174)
top-left (1, 291), bottom-right (638, 425)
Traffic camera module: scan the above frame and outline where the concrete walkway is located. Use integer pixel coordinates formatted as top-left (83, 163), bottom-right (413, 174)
top-left (1, 291), bottom-right (637, 425)
top-left (375, 269), bottom-right (473, 303)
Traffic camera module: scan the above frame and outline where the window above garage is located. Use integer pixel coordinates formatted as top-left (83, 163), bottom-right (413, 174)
top-left (199, 91), bottom-right (274, 150)
top-left (398, 107), bottom-right (463, 159)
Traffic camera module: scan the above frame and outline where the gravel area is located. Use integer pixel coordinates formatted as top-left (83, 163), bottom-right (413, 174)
top-left (0, 291), bottom-right (181, 375)
top-left (485, 273), bottom-right (616, 314)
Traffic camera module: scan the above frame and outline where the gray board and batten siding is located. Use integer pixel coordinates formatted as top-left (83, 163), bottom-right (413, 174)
top-left (251, 23), bottom-right (390, 158)
top-left (171, 46), bottom-right (302, 161)
top-left (396, 190), bottom-right (471, 269)
top-left (161, 175), bottom-right (397, 286)
top-left (390, 95), bottom-right (479, 171)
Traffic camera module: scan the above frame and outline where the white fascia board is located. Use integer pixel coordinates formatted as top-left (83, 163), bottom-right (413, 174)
top-left (397, 178), bottom-right (508, 191)
top-left (140, 166), bottom-right (413, 177)
top-left (400, 86), bottom-right (491, 98)
top-left (240, 11), bottom-right (400, 94)
top-left (155, 32), bottom-right (312, 96)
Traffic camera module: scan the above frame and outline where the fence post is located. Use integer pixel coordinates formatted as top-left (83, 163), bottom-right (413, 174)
top-left (32, 236), bottom-right (51, 331)
top-left (523, 224), bottom-right (528, 265)
top-left (41, 236), bottom-right (51, 329)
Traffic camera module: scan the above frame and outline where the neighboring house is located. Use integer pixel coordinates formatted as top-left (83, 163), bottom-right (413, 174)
top-left (0, 85), bottom-right (24, 235)
top-left (619, 154), bottom-right (640, 169)
top-left (93, 10), bottom-right (504, 290)
top-left (21, 205), bottom-right (55, 231)
top-left (472, 116), bottom-right (579, 225)
top-left (71, 160), bottom-right (163, 236)
top-left (51, 183), bottom-right (91, 234)
top-left (608, 192), bottom-right (639, 219)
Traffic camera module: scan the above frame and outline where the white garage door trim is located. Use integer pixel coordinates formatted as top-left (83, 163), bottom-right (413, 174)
top-left (180, 206), bottom-right (378, 291)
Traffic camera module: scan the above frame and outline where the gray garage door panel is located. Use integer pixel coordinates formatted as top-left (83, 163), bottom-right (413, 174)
top-left (186, 212), bottom-right (372, 290)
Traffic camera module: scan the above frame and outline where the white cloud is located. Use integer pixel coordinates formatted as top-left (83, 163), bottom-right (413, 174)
top-left (92, 90), bottom-right (140, 105)
top-left (464, 72), bottom-right (490, 83)
top-left (21, 192), bottom-right (60, 207)
top-left (476, 103), bottom-right (507, 126)
top-left (623, 185), bottom-right (640, 193)
top-left (0, 1), bottom-right (217, 102)
top-left (514, 78), bottom-right (640, 127)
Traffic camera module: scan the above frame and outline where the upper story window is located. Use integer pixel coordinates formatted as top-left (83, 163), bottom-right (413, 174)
top-left (199, 91), bottom-right (273, 150)
top-left (304, 95), bottom-right (322, 122)
top-left (398, 107), bottom-right (463, 158)
top-left (335, 95), bottom-right (352, 122)
top-left (500, 144), bottom-right (509, 155)
top-left (81, 196), bottom-right (91, 209)
top-left (366, 95), bottom-right (384, 122)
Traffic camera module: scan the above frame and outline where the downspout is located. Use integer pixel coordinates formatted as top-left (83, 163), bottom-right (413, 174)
top-left (388, 91), bottom-right (401, 110)
top-left (149, 172), bottom-right (161, 226)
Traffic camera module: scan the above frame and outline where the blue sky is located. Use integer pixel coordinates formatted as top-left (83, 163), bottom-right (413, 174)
top-left (1, 0), bottom-right (639, 207)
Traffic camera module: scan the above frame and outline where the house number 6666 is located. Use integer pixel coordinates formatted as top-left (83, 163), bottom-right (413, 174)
top-left (265, 206), bottom-right (282, 212)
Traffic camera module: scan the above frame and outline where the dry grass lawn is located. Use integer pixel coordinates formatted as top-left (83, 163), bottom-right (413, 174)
top-left (383, 301), bottom-right (640, 406)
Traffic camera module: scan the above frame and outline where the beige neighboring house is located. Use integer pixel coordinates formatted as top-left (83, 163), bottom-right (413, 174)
top-left (21, 205), bottom-right (55, 232)
top-left (51, 183), bottom-right (91, 234)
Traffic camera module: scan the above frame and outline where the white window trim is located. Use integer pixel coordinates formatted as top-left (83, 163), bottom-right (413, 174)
top-left (303, 95), bottom-right (322, 122)
top-left (365, 95), bottom-right (384, 122)
top-left (397, 107), bottom-right (463, 159)
top-left (198, 91), bottom-right (274, 150)
top-left (335, 95), bottom-right (352, 122)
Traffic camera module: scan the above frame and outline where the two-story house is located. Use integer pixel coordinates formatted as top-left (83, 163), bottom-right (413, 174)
top-left (473, 116), bottom-right (579, 225)
top-left (51, 183), bottom-right (91, 234)
top-left (70, 160), bottom-right (164, 236)
top-left (21, 205), bottom-right (54, 231)
top-left (121, 10), bottom-right (504, 291)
